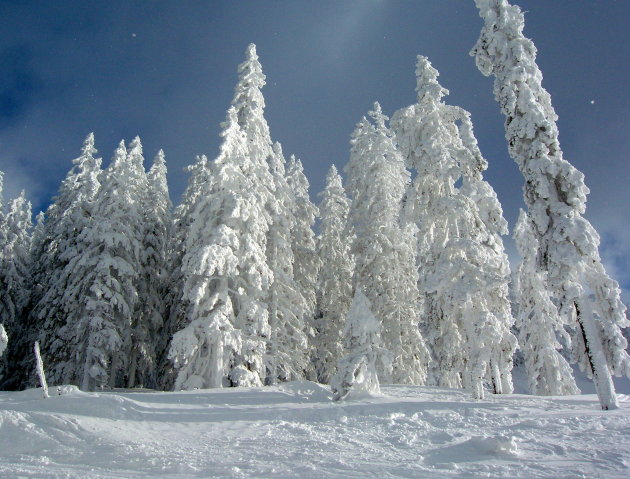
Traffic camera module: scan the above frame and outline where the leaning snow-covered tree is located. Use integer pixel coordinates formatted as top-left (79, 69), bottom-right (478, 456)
top-left (513, 209), bottom-right (579, 396)
top-left (345, 102), bottom-right (430, 385)
top-left (313, 165), bottom-right (354, 384)
top-left (472, 0), bottom-right (629, 409)
top-left (391, 56), bottom-right (516, 398)
top-left (331, 289), bottom-right (391, 401)
top-left (0, 191), bottom-right (32, 389)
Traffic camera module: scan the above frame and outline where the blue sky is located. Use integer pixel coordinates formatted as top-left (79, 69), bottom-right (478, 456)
top-left (0, 1), bottom-right (628, 303)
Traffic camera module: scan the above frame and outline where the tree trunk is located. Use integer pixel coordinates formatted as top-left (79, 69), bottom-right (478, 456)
top-left (576, 300), bottom-right (618, 410)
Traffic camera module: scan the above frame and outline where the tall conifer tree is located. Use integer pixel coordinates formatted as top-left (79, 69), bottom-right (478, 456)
top-left (160, 154), bottom-right (212, 389)
top-left (0, 191), bottom-right (32, 389)
top-left (35, 134), bottom-right (103, 386)
top-left (392, 57), bottom-right (516, 398)
top-left (314, 165), bottom-right (354, 384)
top-left (76, 139), bottom-right (145, 390)
top-left (346, 102), bottom-right (430, 385)
top-left (265, 143), bottom-right (309, 383)
top-left (286, 155), bottom-right (319, 378)
top-left (472, 0), bottom-right (629, 409)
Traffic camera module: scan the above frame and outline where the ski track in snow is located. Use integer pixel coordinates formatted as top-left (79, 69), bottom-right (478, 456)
top-left (0, 382), bottom-right (629, 478)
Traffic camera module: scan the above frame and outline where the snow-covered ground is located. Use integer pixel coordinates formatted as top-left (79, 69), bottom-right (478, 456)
top-left (1, 378), bottom-right (629, 479)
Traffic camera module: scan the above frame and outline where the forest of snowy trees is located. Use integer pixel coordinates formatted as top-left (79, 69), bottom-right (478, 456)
top-left (0, 0), bottom-right (628, 410)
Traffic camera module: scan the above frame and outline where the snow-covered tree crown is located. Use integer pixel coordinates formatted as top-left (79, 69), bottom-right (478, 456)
top-left (415, 55), bottom-right (448, 105)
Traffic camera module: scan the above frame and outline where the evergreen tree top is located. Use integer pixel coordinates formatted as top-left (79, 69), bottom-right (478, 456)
top-left (415, 55), bottom-right (448, 105)
top-left (148, 149), bottom-right (170, 205)
top-left (368, 102), bottom-right (388, 132)
top-left (128, 136), bottom-right (143, 157)
top-left (71, 133), bottom-right (101, 174)
top-left (233, 43), bottom-right (267, 125)
top-left (150, 149), bottom-right (167, 173)
top-left (111, 140), bottom-right (128, 170)
top-left (324, 164), bottom-right (342, 190)
top-left (81, 132), bottom-right (97, 158)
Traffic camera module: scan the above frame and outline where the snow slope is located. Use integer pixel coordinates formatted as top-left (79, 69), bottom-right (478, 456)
top-left (0, 381), bottom-right (628, 478)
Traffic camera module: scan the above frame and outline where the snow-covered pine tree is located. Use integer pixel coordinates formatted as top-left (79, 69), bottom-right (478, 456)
top-left (0, 191), bottom-right (32, 389)
top-left (454, 106), bottom-right (518, 396)
top-left (472, 0), bottom-right (629, 409)
top-left (128, 149), bottom-right (172, 389)
top-left (391, 57), bottom-right (516, 398)
top-left (160, 153), bottom-right (212, 389)
top-left (264, 143), bottom-right (309, 384)
top-left (225, 43), bottom-right (276, 386)
top-left (286, 155), bottom-right (319, 379)
top-left (345, 102), bottom-right (430, 385)
top-left (168, 110), bottom-right (248, 390)
top-left (169, 75), bottom-right (276, 388)
top-left (76, 139), bottom-right (144, 390)
top-left (34, 134), bottom-right (102, 387)
top-left (124, 138), bottom-right (154, 389)
top-left (330, 289), bottom-right (391, 400)
top-left (313, 165), bottom-right (354, 384)
top-left (513, 209), bottom-right (579, 396)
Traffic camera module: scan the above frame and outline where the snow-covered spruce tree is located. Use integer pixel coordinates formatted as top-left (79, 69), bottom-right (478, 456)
top-left (124, 138), bottom-right (151, 388)
top-left (127, 148), bottom-right (172, 389)
top-left (0, 191), bottom-right (32, 389)
top-left (286, 155), bottom-right (319, 378)
top-left (513, 209), bottom-right (579, 396)
top-left (169, 95), bottom-right (275, 388)
top-left (226, 43), bottom-right (276, 386)
top-left (34, 134), bottom-right (102, 387)
top-left (168, 110), bottom-right (250, 390)
top-left (160, 153), bottom-right (212, 389)
top-left (75, 139), bottom-right (145, 390)
top-left (391, 57), bottom-right (516, 398)
top-left (264, 143), bottom-right (309, 384)
top-left (472, 0), bottom-right (629, 409)
top-left (313, 165), bottom-right (354, 384)
top-left (345, 102), bottom-right (430, 385)
top-left (330, 289), bottom-right (391, 400)
top-left (454, 105), bottom-right (518, 395)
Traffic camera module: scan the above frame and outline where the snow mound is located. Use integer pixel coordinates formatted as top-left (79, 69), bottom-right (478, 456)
top-left (424, 435), bottom-right (519, 471)
top-left (277, 380), bottom-right (332, 401)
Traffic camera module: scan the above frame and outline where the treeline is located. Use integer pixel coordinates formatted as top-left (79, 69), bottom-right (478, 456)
top-left (0, 0), bottom-right (628, 410)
